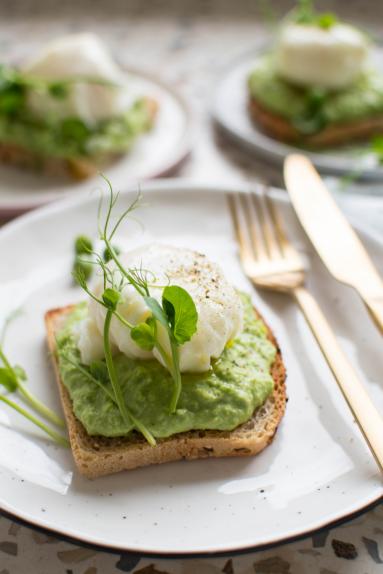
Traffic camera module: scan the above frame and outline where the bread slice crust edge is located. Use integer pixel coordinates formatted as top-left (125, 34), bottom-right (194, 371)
top-left (45, 304), bottom-right (286, 479)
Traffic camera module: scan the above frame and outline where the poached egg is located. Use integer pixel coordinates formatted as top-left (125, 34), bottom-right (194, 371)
top-left (77, 244), bottom-right (244, 373)
top-left (23, 33), bottom-right (130, 124)
top-left (275, 23), bottom-right (369, 89)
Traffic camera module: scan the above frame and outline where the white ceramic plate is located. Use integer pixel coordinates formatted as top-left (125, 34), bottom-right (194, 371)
top-left (212, 48), bottom-right (383, 183)
top-left (0, 180), bottom-right (382, 556)
top-left (0, 70), bottom-right (191, 217)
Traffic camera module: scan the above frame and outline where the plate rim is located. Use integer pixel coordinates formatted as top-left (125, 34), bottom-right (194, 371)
top-left (0, 179), bottom-right (382, 557)
top-left (0, 67), bottom-right (193, 216)
top-left (1, 496), bottom-right (382, 559)
top-left (211, 44), bottom-right (383, 182)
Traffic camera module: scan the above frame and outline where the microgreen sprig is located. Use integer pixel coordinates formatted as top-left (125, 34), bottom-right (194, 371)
top-left (293, 0), bottom-right (337, 29)
top-left (0, 347), bottom-right (65, 429)
top-left (102, 293), bottom-right (156, 446)
top-left (98, 176), bottom-right (198, 413)
top-left (73, 262), bottom-right (156, 445)
top-left (0, 395), bottom-right (69, 447)
top-left (73, 177), bottom-right (199, 447)
top-left (0, 344), bottom-right (69, 447)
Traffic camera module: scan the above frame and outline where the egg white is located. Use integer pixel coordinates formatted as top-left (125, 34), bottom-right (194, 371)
top-left (77, 244), bottom-right (244, 373)
top-left (275, 23), bottom-right (369, 89)
top-left (23, 33), bottom-right (131, 124)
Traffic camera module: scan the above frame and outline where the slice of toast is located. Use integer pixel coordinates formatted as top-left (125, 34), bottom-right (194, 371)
top-left (249, 97), bottom-right (383, 147)
top-left (45, 304), bottom-right (286, 479)
top-left (0, 97), bottom-right (158, 181)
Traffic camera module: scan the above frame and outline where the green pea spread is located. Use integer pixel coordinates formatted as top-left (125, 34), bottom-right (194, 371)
top-left (56, 294), bottom-right (276, 439)
top-left (248, 57), bottom-right (383, 133)
top-left (0, 98), bottom-right (153, 160)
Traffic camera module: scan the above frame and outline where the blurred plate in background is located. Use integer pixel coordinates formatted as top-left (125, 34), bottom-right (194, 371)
top-left (0, 69), bottom-right (192, 217)
top-left (212, 47), bottom-right (383, 186)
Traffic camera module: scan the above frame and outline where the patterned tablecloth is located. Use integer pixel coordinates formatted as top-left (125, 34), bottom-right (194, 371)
top-left (0, 1), bottom-right (382, 572)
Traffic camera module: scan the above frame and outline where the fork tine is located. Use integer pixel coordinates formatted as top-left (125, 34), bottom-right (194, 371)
top-left (239, 193), bottom-right (268, 261)
top-left (251, 187), bottom-right (281, 259)
top-left (227, 193), bottom-right (255, 264)
top-left (263, 187), bottom-right (300, 260)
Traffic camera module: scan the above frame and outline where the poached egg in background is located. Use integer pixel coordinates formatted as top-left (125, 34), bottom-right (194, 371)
top-left (275, 22), bottom-right (369, 89)
top-left (77, 244), bottom-right (244, 373)
top-left (23, 33), bottom-right (131, 124)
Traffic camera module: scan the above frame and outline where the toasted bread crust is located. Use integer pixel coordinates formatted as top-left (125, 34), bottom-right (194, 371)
top-left (0, 97), bottom-right (158, 181)
top-left (249, 97), bottom-right (383, 147)
top-left (45, 304), bottom-right (286, 478)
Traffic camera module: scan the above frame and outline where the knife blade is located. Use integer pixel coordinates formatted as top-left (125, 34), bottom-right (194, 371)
top-left (284, 154), bottom-right (383, 334)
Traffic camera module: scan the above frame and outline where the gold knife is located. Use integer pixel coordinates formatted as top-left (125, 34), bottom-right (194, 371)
top-left (284, 154), bottom-right (383, 335)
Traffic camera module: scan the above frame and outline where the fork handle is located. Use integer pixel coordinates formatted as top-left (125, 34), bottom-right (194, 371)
top-left (293, 286), bottom-right (383, 473)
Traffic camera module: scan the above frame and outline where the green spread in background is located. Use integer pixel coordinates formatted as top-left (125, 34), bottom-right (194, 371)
top-left (248, 57), bottom-right (383, 134)
top-left (0, 98), bottom-right (153, 160)
top-left (56, 293), bottom-right (276, 439)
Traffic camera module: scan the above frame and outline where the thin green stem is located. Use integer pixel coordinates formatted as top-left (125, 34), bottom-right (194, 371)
top-left (0, 346), bottom-right (66, 428)
top-left (0, 347), bottom-right (12, 371)
top-left (104, 241), bottom-right (182, 412)
top-left (153, 336), bottom-right (181, 414)
top-left (101, 175), bottom-right (141, 241)
top-left (57, 351), bottom-right (117, 404)
top-left (113, 311), bottom-right (134, 330)
top-left (169, 341), bottom-right (181, 413)
top-left (104, 237), bottom-right (146, 296)
top-left (104, 310), bottom-right (130, 422)
top-left (104, 309), bottom-right (156, 446)
top-left (96, 182), bottom-right (185, 415)
top-left (18, 385), bottom-right (66, 429)
top-left (0, 395), bottom-right (69, 447)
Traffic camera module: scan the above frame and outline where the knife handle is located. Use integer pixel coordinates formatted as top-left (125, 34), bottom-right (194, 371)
top-left (293, 286), bottom-right (383, 474)
top-left (363, 295), bottom-right (383, 336)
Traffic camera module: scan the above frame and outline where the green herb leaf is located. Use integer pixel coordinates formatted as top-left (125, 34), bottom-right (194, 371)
top-left (48, 82), bottom-right (70, 99)
top-left (294, 0), bottom-right (315, 24)
top-left (131, 317), bottom-right (156, 351)
top-left (294, 0), bottom-right (337, 29)
top-left (103, 244), bottom-right (121, 263)
top-left (371, 135), bottom-right (383, 163)
top-left (73, 236), bottom-right (94, 284)
top-left (307, 88), bottom-right (327, 109)
top-left (143, 296), bottom-right (169, 328)
top-left (162, 285), bottom-right (198, 345)
top-left (292, 114), bottom-right (326, 135)
top-left (102, 288), bottom-right (120, 310)
top-left (61, 118), bottom-right (90, 144)
top-left (89, 360), bottom-right (110, 384)
top-left (13, 365), bottom-right (27, 382)
top-left (73, 256), bottom-right (93, 282)
top-left (0, 338), bottom-right (66, 433)
top-left (74, 235), bottom-right (93, 255)
top-left (292, 87), bottom-right (328, 135)
top-left (0, 367), bottom-right (18, 392)
top-left (0, 86), bottom-right (24, 114)
top-left (317, 12), bottom-right (337, 29)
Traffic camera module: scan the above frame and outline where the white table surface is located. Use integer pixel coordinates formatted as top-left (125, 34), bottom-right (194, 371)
top-left (0, 1), bottom-right (382, 572)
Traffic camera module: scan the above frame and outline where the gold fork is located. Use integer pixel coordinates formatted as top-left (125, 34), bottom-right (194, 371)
top-left (228, 189), bottom-right (383, 474)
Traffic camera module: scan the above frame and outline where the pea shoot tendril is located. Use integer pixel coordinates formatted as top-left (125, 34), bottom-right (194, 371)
top-left (0, 334), bottom-right (69, 447)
